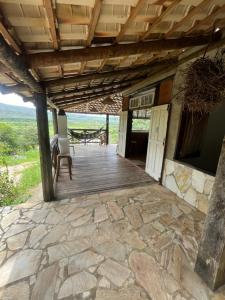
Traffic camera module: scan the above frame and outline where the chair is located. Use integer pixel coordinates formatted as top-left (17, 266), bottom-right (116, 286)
top-left (50, 136), bottom-right (72, 181)
top-left (56, 154), bottom-right (72, 181)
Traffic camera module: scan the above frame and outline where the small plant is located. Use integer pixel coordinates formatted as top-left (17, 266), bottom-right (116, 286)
top-left (0, 171), bottom-right (17, 206)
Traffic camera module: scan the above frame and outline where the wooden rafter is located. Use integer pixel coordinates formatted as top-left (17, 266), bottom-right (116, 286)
top-left (79, 61), bottom-right (86, 74)
top-left (43, 0), bottom-right (58, 49)
top-left (0, 35), bottom-right (42, 93)
top-left (57, 87), bottom-right (125, 108)
top-left (166, 0), bottom-right (212, 37)
top-left (187, 4), bottom-right (225, 35)
top-left (28, 34), bottom-right (219, 68)
top-left (0, 20), bottom-right (21, 54)
top-left (86, 0), bottom-right (102, 46)
top-left (98, 58), bottom-right (107, 71)
top-left (49, 77), bottom-right (141, 99)
top-left (140, 0), bottom-right (182, 41)
top-left (45, 58), bottom-right (177, 89)
top-left (116, 0), bottom-right (146, 42)
top-left (52, 82), bottom-right (133, 103)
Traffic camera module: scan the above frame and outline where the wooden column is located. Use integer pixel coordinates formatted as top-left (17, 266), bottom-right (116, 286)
top-left (106, 114), bottom-right (109, 145)
top-left (35, 93), bottom-right (54, 202)
top-left (125, 110), bottom-right (132, 158)
top-left (195, 137), bottom-right (225, 290)
top-left (52, 108), bottom-right (58, 135)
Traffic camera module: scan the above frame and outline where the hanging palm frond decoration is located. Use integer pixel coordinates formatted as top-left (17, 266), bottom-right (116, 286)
top-left (180, 49), bottom-right (225, 113)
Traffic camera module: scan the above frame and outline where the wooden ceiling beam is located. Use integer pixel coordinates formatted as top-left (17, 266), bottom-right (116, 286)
top-left (116, 0), bottom-right (146, 42)
top-left (166, 0), bottom-right (212, 37)
top-left (0, 35), bottom-right (42, 93)
top-left (86, 0), bottom-right (102, 46)
top-left (28, 33), bottom-right (220, 69)
top-left (0, 20), bottom-right (21, 54)
top-left (57, 87), bottom-right (124, 108)
top-left (45, 58), bottom-right (177, 89)
top-left (43, 0), bottom-right (58, 49)
top-left (49, 77), bottom-right (141, 99)
top-left (140, 0), bottom-right (182, 41)
top-left (52, 82), bottom-right (133, 103)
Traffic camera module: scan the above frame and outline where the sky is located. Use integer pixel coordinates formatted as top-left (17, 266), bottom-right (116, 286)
top-left (0, 92), bottom-right (35, 108)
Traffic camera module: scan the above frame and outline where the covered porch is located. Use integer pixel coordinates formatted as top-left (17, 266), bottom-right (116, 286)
top-left (55, 144), bottom-right (153, 199)
top-left (0, 0), bottom-right (225, 297)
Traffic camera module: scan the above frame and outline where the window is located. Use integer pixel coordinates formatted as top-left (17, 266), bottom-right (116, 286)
top-left (132, 110), bottom-right (150, 132)
top-left (175, 100), bottom-right (225, 175)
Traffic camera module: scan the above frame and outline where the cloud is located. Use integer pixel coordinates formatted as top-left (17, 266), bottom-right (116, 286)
top-left (0, 93), bottom-right (34, 108)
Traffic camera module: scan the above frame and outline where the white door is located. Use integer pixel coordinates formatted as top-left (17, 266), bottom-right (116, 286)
top-left (145, 104), bottom-right (169, 181)
top-left (117, 111), bottom-right (128, 157)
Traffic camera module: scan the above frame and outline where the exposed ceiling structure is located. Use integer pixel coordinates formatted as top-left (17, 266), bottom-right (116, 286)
top-left (0, 0), bottom-right (224, 114)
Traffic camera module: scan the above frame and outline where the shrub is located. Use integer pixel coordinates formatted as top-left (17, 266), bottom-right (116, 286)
top-left (0, 171), bottom-right (17, 206)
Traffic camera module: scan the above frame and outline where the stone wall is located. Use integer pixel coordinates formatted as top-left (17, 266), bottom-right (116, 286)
top-left (162, 159), bottom-right (215, 214)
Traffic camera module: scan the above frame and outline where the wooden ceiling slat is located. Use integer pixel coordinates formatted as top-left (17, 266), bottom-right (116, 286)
top-left (43, 0), bottom-right (59, 49)
top-left (116, 0), bottom-right (146, 42)
top-left (58, 87), bottom-right (123, 108)
top-left (140, 0), bottom-right (182, 41)
top-left (186, 4), bottom-right (225, 35)
top-left (28, 34), bottom-right (219, 68)
top-left (49, 77), bottom-right (140, 98)
top-left (86, 0), bottom-right (102, 46)
top-left (166, 0), bottom-right (212, 37)
top-left (52, 81), bottom-right (134, 103)
top-left (44, 58), bottom-right (177, 89)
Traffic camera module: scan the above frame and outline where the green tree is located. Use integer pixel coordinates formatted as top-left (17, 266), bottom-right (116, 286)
top-left (0, 123), bottom-right (17, 155)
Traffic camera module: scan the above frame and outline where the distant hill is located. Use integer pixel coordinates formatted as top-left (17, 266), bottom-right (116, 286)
top-left (0, 102), bottom-right (35, 120)
top-left (0, 103), bottom-right (118, 123)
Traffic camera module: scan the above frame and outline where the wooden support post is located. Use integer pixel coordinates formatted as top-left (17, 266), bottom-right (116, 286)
top-left (195, 138), bottom-right (225, 290)
top-left (35, 93), bottom-right (54, 202)
top-left (106, 114), bottom-right (109, 145)
top-left (52, 108), bottom-right (58, 135)
top-left (125, 110), bottom-right (132, 158)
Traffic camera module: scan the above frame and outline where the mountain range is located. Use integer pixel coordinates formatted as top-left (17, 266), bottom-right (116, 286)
top-left (0, 103), bottom-right (117, 123)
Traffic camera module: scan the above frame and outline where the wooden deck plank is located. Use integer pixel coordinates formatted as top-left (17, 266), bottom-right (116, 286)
top-left (55, 144), bottom-right (153, 199)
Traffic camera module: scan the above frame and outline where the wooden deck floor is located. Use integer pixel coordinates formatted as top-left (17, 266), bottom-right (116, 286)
top-left (55, 144), bottom-right (154, 199)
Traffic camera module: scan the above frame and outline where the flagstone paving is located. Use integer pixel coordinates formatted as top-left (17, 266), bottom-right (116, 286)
top-left (1, 183), bottom-right (225, 300)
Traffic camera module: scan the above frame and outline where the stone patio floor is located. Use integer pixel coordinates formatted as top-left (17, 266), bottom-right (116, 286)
top-left (0, 183), bottom-right (225, 300)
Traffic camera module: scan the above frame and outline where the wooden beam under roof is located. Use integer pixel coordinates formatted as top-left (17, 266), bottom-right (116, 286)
top-left (43, 0), bottom-right (58, 49)
top-left (44, 58), bottom-right (177, 89)
top-left (140, 0), bottom-right (182, 41)
top-left (166, 0), bottom-right (212, 37)
top-left (0, 35), bottom-right (42, 93)
top-left (48, 77), bottom-right (141, 98)
top-left (0, 20), bottom-right (21, 54)
top-left (86, 0), bottom-right (102, 46)
top-left (116, 0), bottom-right (146, 42)
top-left (52, 83), bottom-right (133, 103)
top-left (28, 33), bottom-right (220, 68)
top-left (57, 87), bottom-right (125, 108)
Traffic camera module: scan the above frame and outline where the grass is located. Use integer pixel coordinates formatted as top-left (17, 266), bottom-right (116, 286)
top-left (2, 148), bottom-right (39, 166)
top-left (0, 162), bottom-right (41, 207)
